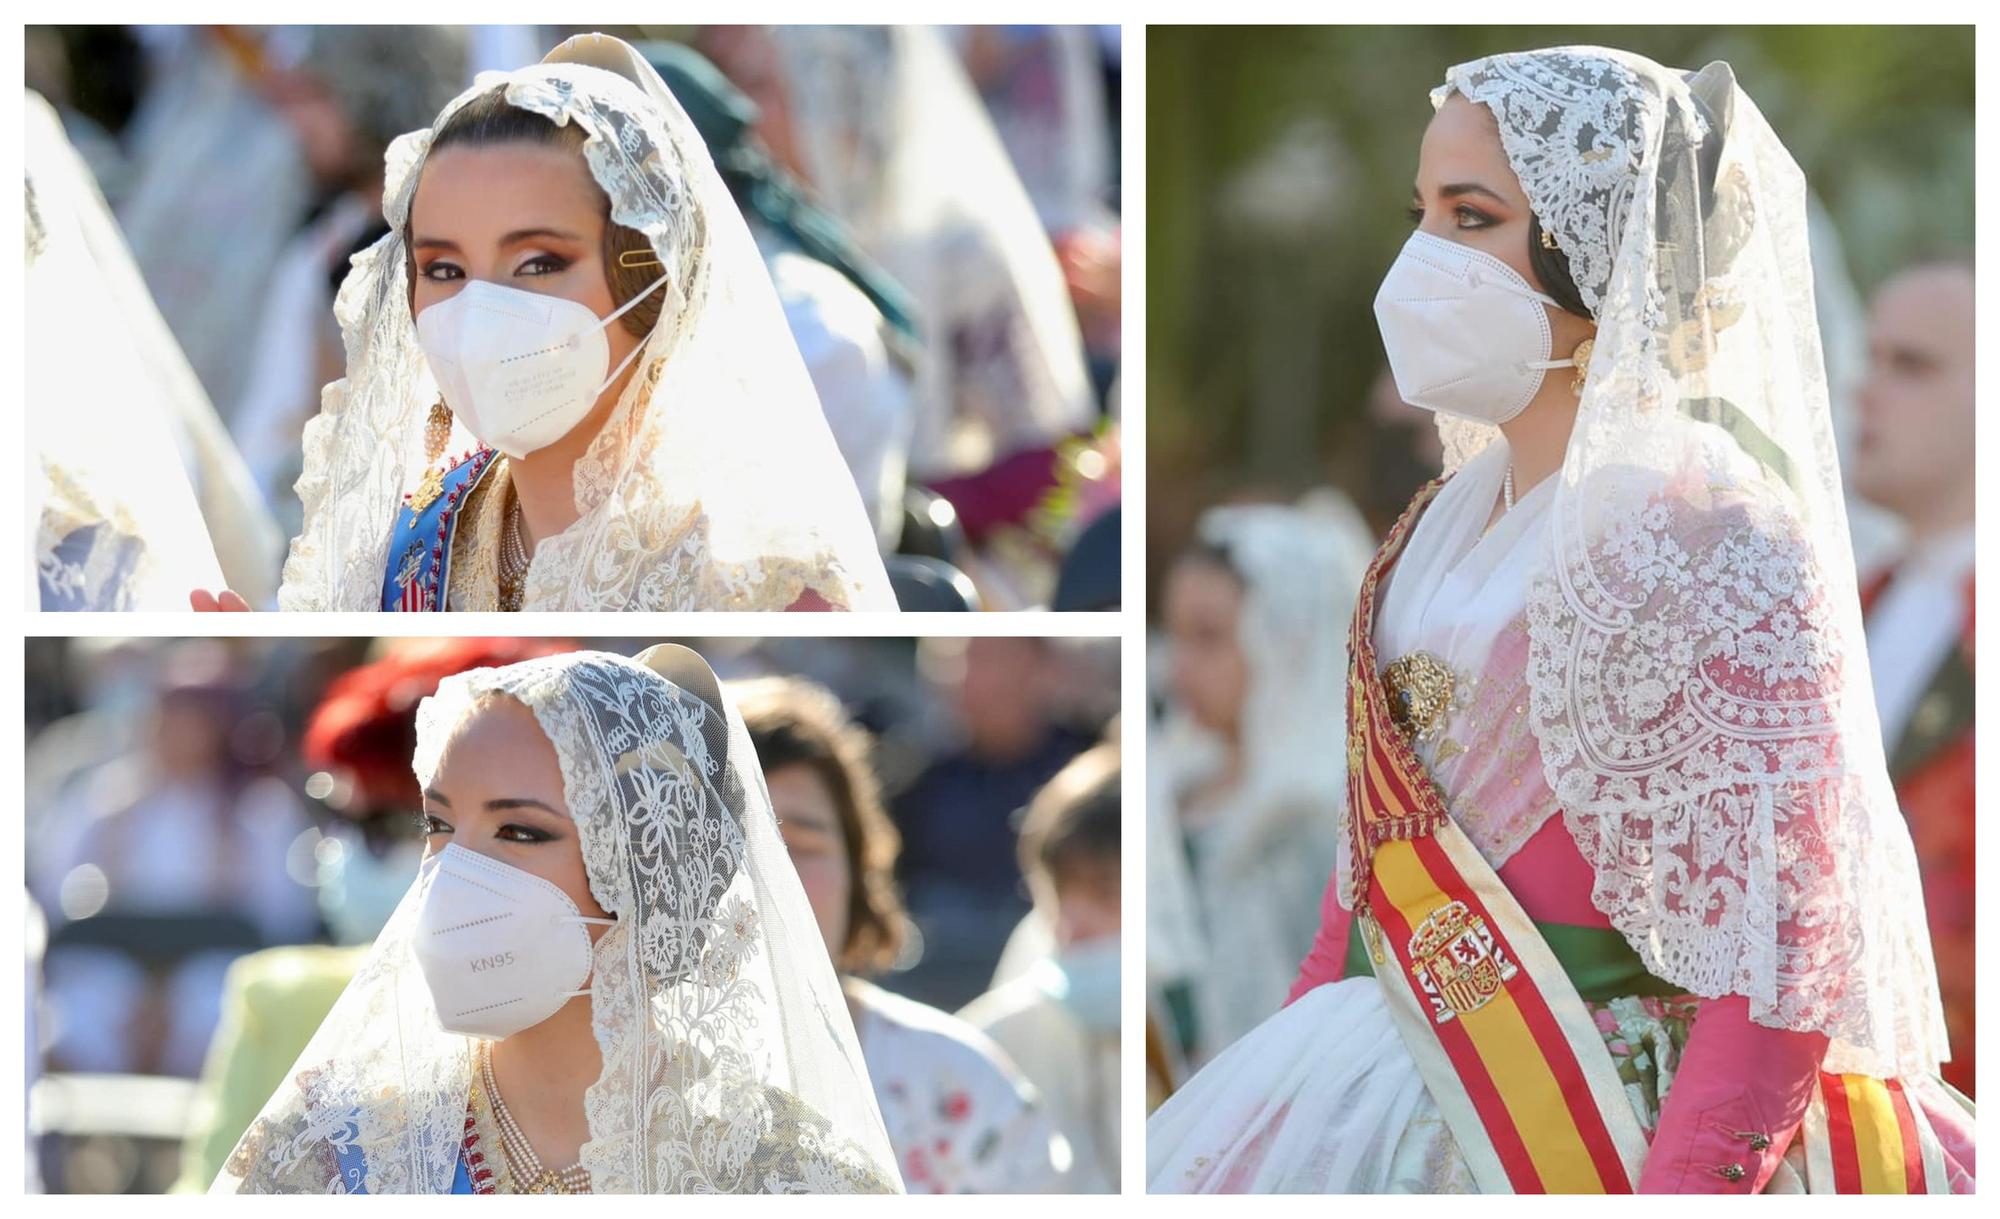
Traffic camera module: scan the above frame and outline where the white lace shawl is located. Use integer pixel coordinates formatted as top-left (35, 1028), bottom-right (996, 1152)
top-left (1425, 47), bottom-right (1945, 1077)
top-left (212, 649), bottom-right (902, 1193)
top-left (278, 35), bottom-right (894, 611)
top-left (770, 25), bottom-right (1095, 479)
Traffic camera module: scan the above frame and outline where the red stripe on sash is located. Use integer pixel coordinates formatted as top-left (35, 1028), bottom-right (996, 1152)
top-left (1369, 869), bottom-right (1546, 1192)
top-left (1407, 833), bottom-right (1632, 1192)
top-left (1822, 1074), bottom-right (1865, 1194)
top-left (1887, 1079), bottom-right (1925, 1194)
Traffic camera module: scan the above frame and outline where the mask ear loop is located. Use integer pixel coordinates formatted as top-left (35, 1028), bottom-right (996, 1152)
top-left (559, 913), bottom-right (619, 999)
top-left (591, 262), bottom-right (674, 393)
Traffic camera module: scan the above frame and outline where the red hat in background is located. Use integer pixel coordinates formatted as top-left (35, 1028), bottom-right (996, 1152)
top-left (303, 638), bottom-right (572, 817)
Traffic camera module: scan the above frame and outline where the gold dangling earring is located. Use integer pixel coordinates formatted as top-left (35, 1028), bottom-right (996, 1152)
top-left (1570, 338), bottom-right (1594, 396)
top-left (424, 398), bottom-right (453, 466)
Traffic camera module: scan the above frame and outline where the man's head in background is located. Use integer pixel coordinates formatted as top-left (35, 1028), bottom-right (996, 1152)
top-left (1851, 256), bottom-right (1975, 545)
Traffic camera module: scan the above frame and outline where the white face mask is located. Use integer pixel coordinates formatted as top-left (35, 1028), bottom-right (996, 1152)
top-left (1373, 230), bottom-right (1578, 425)
top-left (415, 272), bottom-right (670, 460)
top-left (411, 843), bottom-right (615, 1040)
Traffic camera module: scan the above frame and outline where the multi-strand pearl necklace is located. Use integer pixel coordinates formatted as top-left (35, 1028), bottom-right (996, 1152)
top-left (498, 491), bottom-right (531, 613)
top-left (481, 1044), bottom-right (591, 1194)
top-left (1503, 464), bottom-right (1517, 512)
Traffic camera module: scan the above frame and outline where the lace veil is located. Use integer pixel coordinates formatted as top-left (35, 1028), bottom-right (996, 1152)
top-left (769, 25), bottom-right (1095, 478)
top-left (278, 34), bottom-right (894, 611)
top-left (27, 91), bottom-right (247, 610)
top-left (1427, 48), bottom-right (1945, 1077)
top-left (213, 646), bottom-right (901, 1192)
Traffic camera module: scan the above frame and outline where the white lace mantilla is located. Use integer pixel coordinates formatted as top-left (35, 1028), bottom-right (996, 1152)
top-left (215, 648), bottom-right (902, 1192)
top-left (280, 36), bottom-right (892, 611)
top-left (1425, 47), bottom-right (1947, 1078)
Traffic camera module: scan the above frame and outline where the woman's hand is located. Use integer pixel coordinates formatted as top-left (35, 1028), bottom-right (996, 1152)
top-left (190, 589), bottom-right (253, 612)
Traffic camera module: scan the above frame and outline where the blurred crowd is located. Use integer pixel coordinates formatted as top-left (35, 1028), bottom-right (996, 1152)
top-left (26, 24), bottom-right (1122, 611)
top-left (24, 635), bottom-right (1120, 1193)
top-left (1144, 27), bottom-right (1974, 1110)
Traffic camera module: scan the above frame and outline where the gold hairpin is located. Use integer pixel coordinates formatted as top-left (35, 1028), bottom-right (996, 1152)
top-left (617, 249), bottom-right (663, 269)
top-left (1539, 229), bottom-right (1561, 251)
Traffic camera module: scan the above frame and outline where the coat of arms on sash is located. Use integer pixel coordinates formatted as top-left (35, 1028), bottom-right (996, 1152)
top-left (394, 543), bottom-right (430, 613)
top-left (1407, 900), bottom-right (1518, 1022)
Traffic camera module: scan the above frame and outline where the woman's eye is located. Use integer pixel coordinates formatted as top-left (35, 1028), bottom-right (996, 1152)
top-left (1454, 206), bottom-right (1494, 229)
top-left (421, 262), bottom-right (463, 282)
top-left (418, 813), bottom-right (452, 835)
top-left (1406, 205), bottom-right (1425, 226)
top-left (497, 823), bottom-right (555, 844)
top-left (518, 255), bottom-right (570, 276)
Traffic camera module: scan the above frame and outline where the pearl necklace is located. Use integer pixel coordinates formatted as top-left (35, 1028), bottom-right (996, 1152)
top-left (1503, 464), bottom-right (1517, 512)
top-left (498, 490), bottom-right (530, 613)
top-left (481, 1043), bottom-right (591, 1194)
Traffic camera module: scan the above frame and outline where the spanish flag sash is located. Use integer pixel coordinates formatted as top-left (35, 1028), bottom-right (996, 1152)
top-left (1345, 481), bottom-right (1947, 1194)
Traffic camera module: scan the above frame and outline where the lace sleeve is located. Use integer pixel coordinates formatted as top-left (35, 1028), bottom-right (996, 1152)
top-left (1524, 479), bottom-right (1945, 1077)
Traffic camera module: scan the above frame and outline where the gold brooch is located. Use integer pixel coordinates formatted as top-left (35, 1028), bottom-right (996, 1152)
top-left (1383, 651), bottom-right (1455, 742)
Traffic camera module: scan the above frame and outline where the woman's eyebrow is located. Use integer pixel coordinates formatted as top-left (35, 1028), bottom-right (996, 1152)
top-left (423, 787), bottom-right (451, 806)
top-left (1438, 181), bottom-right (1509, 205)
top-left (486, 797), bottom-right (564, 817)
top-left (782, 809), bottom-right (840, 834)
top-left (411, 228), bottom-right (582, 252)
top-left (499, 227), bottom-right (584, 246)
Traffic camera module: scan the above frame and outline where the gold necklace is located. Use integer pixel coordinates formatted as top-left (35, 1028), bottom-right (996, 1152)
top-left (498, 487), bottom-right (530, 613)
top-left (481, 1044), bottom-right (590, 1194)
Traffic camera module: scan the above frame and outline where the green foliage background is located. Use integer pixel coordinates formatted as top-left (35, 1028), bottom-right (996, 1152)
top-left (1146, 25), bottom-right (1974, 588)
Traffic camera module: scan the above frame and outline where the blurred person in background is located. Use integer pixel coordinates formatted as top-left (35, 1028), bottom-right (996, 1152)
top-left (1150, 498), bottom-right (1373, 1069)
top-left (705, 25), bottom-right (1112, 606)
top-left (112, 27), bottom-right (317, 417)
top-left (952, 26), bottom-right (1122, 398)
top-left (960, 744), bottom-right (1121, 1193)
top-left (171, 637), bottom-right (563, 1192)
top-left (37, 648), bottom-right (314, 1079)
top-left (230, 27), bottom-right (470, 539)
top-left (1850, 255), bottom-right (1976, 1098)
top-left (952, 26), bottom-right (1114, 238)
top-left (737, 677), bottom-right (1070, 1192)
top-left (200, 35), bottom-right (892, 613)
top-left (891, 638), bottom-right (1097, 1010)
top-left (643, 42), bottom-right (920, 552)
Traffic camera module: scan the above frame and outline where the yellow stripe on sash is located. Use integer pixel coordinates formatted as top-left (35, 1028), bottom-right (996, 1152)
top-left (1373, 839), bottom-right (1606, 1192)
top-left (1844, 1076), bottom-right (1909, 1195)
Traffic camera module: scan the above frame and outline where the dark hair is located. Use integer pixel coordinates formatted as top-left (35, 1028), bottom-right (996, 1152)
top-left (737, 677), bottom-right (908, 976)
top-left (1019, 744), bottom-right (1121, 899)
top-left (1526, 215), bottom-right (1592, 320)
top-left (404, 88), bottom-right (664, 340)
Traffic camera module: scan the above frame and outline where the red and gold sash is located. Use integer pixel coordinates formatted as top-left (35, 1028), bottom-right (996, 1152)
top-left (1345, 481), bottom-right (1946, 1194)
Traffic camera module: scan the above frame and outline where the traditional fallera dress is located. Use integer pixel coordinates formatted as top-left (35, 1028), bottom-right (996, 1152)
top-left (1148, 444), bottom-right (1976, 1194)
top-left (1150, 45), bottom-right (1974, 1194)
